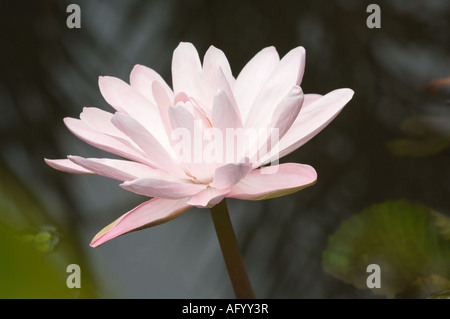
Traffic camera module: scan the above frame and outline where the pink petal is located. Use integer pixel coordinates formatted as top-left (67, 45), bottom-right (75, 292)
top-left (168, 102), bottom-right (196, 133)
top-left (98, 76), bottom-right (171, 152)
top-left (68, 155), bottom-right (163, 182)
top-left (211, 89), bottom-right (242, 132)
top-left (233, 46), bottom-right (280, 123)
top-left (202, 46), bottom-right (235, 106)
top-left (79, 107), bottom-right (126, 138)
top-left (216, 67), bottom-right (241, 122)
top-left (99, 76), bottom-right (153, 116)
top-left (152, 81), bottom-right (173, 139)
top-left (245, 46), bottom-right (306, 128)
top-left (303, 93), bottom-right (322, 106)
top-left (270, 86), bottom-right (304, 139)
top-left (172, 94), bottom-right (211, 127)
top-left (210, 76), bottom-right (244, 163)
top-left (173, 92), bottom-right (213, 129)
top-left (270, 88), bottom-right (354, 163)
top-left (210, 161), bottom-right (252, 190)
top-left (130, 64), bottom-right (174, 104)
top-left (227, 163), bottom-right (317, 200)
top-left (250, 86), bottom-right (305, 164)
top-left (44, 158), bottom-right (92, 174)
top-left (203, 45), bottom-right (234, 86)
top-left (90, 198), bottom-right (191, 247)
top-left (168, 102), bottom-right (197, 160)
top-left (168, 103), bottom-right (217, 182)
top-left (171, 42), bottom-right (203, 98)
top-left (120, 177), bottom-right (206, 199)
top-left (64, 117), bottom-right (147, 164)
top-left (111, 113), bottom-right (186, 178)
top-left (187, 187), bottom-right (230, 208)
top-left (190, 98), bottom-right (214, 129)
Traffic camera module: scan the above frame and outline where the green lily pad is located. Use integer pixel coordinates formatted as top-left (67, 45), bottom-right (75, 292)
top-left (386, 137), bottom-right (450, 158)
top-left (322, 200), bottom-right (450, 298)
top-left (431, 210), bottom-right (450, 241)
top-left (397, 274), bottom-right (450, 299)
top-left (386, 113), bottom-right (450, 157)
top-left (429, 289), bottom-right (450, 299)
top-left (387, 115), bottom-right (450, 157)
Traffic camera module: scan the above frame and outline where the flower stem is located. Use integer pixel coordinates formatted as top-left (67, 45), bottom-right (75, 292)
top-left (210, 199), bottom-right (255, 299)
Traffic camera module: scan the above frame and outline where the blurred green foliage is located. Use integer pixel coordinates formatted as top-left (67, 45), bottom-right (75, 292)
top-left (1, 222), bottom-right (71, 298)
top-left (0, 163), bottom-right (97, 298)
top-left (323, 200), bottom-right (450, 298)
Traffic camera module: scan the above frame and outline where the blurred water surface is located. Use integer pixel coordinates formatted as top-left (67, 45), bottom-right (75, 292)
top-left (1, 0), bottom-right (449, 298)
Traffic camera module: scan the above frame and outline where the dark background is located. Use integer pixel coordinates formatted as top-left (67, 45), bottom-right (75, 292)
top-left (0, 0), bottom-right (449, 298)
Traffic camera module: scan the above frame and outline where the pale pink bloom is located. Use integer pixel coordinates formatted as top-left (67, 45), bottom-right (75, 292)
top-left (45, 43), bottom-right (354, 247)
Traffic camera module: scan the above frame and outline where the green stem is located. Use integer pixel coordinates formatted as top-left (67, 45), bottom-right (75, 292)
top-left (210, 199), bottom-right (255, 299)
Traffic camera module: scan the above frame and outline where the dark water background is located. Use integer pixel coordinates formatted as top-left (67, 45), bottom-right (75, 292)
top-left (1, 0), bottom-right (449, 298)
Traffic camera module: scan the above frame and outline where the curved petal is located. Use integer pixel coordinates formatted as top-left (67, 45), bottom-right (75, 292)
top-left (266, 88), bottom-right (354, 164)
top-left (152, 81), bottom-right (173, 139)
top-left (67, 155), bottom-right (164, 182)
top-left (111, 113), bottom-right (186, 178)
top-left (210, 160), bottom-right (252, 190)
top-left (120, 177), bottom-right (206, 199)
top-left (203, 45), bottom-right (234, 86)
top-left (216, 68), bottom-right (242, 123)
top-left (227, 163), bottom-right (317, 200)
top-left (44, 158), bottom-right (93, 174)
top-left (211, 89), bottom-right (242, 131)
top-left (187, 187), bottom-right (230, 208)
top-left (202, 45), bottom-right (235, 106)
top-left (250, 86), bottom-right (304, 164)
top-left (64, 117), bottom-right (148, 164)
top-left (233, 46), bottom-right (280, 123)
top-left (245, 46), bottom-right (305, 128)
top-left (98, 76), bottom-right (172, 152)
top-left (99, 76), bottom-right (155, 117)
top-left (168, 102), bottom-right (196, 133)
top-left (171, 42), bottom-right (203, 98)
top-left (90, 198), bottom-right (192, 247)
top-left (130, 64), bottom-right (174, 104)
top-left (303, 93), bottom-right (322, 106)
top-left (80, 107), bottom-right (127, 138)
top-left (169, 103), bottom-right (217, 182)
top-left (270, 86), bottom-right (304, 139)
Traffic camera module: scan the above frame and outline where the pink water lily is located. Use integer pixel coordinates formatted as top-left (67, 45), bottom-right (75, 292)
top-left (45, 42), bottom-right (353, 248)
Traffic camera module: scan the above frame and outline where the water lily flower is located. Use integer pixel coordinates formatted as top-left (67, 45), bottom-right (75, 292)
top-left (45, 42), bottom-right (353, 249)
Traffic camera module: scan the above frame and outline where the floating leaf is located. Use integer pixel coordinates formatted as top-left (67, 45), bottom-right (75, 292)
top-left (429, 289), bottom-right (450, 299)
top-left (402, 116), bottom-right (450, 138)
top-left (322, 200), bottom-right (450, 298)
top-left (431, 210), bottom-right (450, 241)
top-left (397, 275), bottom-right (450, 299)
top-left (387, 114), bottom-right (450, 157)
top-left (386, 137), bottom-right (450, 157)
